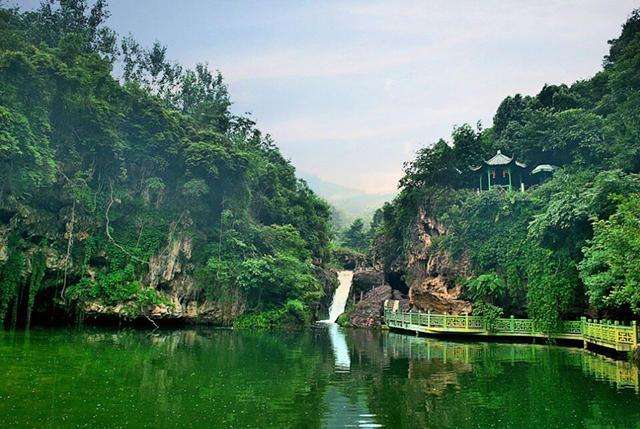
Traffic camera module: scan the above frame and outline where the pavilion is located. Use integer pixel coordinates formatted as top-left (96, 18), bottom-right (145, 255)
top-left (470, 150), bottom-right (528, 192)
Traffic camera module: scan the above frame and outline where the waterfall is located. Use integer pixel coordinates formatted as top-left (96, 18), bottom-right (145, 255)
top-left (323, 270), bottom-right (354, 323)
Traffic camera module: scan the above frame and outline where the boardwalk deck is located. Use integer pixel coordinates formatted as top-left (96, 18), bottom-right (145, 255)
top-left (384, 303), bottom-right (638, 353)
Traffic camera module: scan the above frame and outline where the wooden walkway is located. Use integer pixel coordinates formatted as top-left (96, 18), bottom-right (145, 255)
top-left (384, 303), bottom-right (638, 353)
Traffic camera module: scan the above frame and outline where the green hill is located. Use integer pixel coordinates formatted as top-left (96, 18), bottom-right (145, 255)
top-left (299, 173), bottom-right (395, 227)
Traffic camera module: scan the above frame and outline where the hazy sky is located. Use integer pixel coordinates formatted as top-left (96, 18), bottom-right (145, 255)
top-left (16, 1), bottom-right (638, 194)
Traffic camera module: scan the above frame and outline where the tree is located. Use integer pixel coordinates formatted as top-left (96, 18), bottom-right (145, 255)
top-left (0, 1), bottom-right (334, 327)
top-left (342, 218), bottom-right (368, 251)
top-left (580, 194), bottom-right (640, 315)
top-left (492, 94), bottom-right (532, 139)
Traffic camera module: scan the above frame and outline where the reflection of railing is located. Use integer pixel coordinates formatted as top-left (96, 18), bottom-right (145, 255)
top-left (383, 333), bottom-right (640, 391)
top-left (383, 305), bottom-right (638, 353)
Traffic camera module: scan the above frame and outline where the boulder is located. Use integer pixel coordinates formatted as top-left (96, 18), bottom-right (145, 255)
top-left (350, 268), bottom-right (385, 303)
top-left (344, 285), bottom-right (409, 328)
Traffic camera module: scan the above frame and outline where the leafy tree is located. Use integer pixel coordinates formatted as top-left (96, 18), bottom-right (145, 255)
top-left (0, 1), bottom-right (333, 327)
top-left (580, 194), bottom-right (640, 314)
top-left (341, 218), bottom-right (368, 251)
top-left (492, 94), bottom-right (532, 139)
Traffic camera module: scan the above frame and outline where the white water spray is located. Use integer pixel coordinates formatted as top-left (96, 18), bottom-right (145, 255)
top-left (323, 270), bottom-right (354, 323)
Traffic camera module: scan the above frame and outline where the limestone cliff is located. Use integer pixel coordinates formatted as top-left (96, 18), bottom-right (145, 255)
top-left (2, 204), bottom-right (336, 327)
top-left (371, 207), bottom-right (471, 317)
top-left (339, 205), bottom-right (475, 327)
top-left (403, 208), bottom-right (471, 314)
top-left (70, 230), bottom-right (245, 325)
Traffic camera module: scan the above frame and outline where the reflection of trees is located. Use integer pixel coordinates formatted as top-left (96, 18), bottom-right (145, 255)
top-left (1, 328), bottom-right (639, 428)
top-left (380, 333), bottom-right (639, 390)
top-left (361, 332), bottom-right (640, 428)
top-left (0, 328), bottom-right (331, 428)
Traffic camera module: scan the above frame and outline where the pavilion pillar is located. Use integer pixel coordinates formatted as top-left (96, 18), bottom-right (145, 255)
top-left (508, 168), bottom-right (512, 191)
top-left (487, 169), bottom-right (491, 190)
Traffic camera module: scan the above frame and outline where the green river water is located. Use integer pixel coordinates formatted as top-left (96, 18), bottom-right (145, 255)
top-left (1, 324), bottom-right (639, 428)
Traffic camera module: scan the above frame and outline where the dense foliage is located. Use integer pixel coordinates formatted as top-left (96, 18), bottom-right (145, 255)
top-left (0, 1), bottom-right (332, 327)
top-left (373, 9), bottom-right (640, 328)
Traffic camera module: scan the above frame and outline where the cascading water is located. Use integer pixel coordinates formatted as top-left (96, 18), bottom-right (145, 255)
top-left (323, 270), bottom-right (354, 323)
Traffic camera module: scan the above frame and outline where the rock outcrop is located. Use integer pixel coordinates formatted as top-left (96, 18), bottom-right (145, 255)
top-left (371, 207), bottom-right (471, 317)
top-left (349, 268), bottom-right (385, 304)
top-left (83, 231), bottom-right (245, 325)
top-left (404, 208), bottom-right (472, 314)
top-left (333, 247), bottom-right (367, 269)
top-left (343, 285), bottom-right (409, 328)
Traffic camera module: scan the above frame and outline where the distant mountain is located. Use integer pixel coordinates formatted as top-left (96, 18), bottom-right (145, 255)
top-left (299, 173), bottom-right (395, 228)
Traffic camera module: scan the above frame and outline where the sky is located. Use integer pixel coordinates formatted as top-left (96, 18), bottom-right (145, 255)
top-left (15, 0), bottom-right (639, 194)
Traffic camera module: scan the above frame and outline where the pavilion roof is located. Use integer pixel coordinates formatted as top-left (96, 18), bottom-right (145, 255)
top-left (469, 150), bottom-right (526, 171)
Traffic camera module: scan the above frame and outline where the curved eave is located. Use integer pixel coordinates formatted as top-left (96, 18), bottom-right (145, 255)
top-left (531, 164), bottom-right (558, 175)
top-left (472, 160), bottom-right (527, 169)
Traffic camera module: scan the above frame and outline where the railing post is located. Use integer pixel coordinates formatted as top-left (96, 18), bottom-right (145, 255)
top-left (510, 315), bottom-right (514, 332)
top-left (632, 321), bottom-right (638, 348)
top-left (444, 313), bottom-right (448, 329)
top-left (465, 313), bottom-right (469, 330)
top-left (427, 310), bottom-right (431, 328)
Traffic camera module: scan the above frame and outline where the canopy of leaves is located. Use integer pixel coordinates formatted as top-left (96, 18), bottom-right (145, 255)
top-left (580, 194), bottom-right (640, 314)
top-left (0, 1), bottom-right (332, 326)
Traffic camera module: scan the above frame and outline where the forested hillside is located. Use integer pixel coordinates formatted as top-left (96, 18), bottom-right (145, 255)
top-left (0, 1), bottom-right (333, 327)
top-left (300, 172), bottom-right (394, 228)
top-left (372, 9), bottom-right (640, 329)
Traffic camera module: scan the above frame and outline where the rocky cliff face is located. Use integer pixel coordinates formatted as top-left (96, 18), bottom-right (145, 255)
top-left (349, 269), bottom-right (385, 304)
top-left (341, 206), bottom-right (474, 328)
top-left (2, 202), bottom-right (338, 327)
top-left (369, 207), bottom-right (471, 319)
top-left (404, 208), bottom-right (472, 314)
top-left (81, 231), bottom-right (246, 325)
top-left (343, 284), bottom-right (409, 328)
top-left (2, 208), bottom-right (247, 326)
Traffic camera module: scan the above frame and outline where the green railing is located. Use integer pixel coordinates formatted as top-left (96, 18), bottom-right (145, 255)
top-left (383, 305), bottom-right (638, 353)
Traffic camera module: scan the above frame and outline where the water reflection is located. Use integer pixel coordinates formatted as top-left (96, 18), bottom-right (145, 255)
top-left (361, 332), bottom-right (640, 428)
top-left (327, 323), bottom-right (351, 372)
top-left (382, 332), bottom-right (639, 391)
top-left (0, 327), bottom-right (639, 428)
top-left (322, 324), bottom-right (382, 427)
